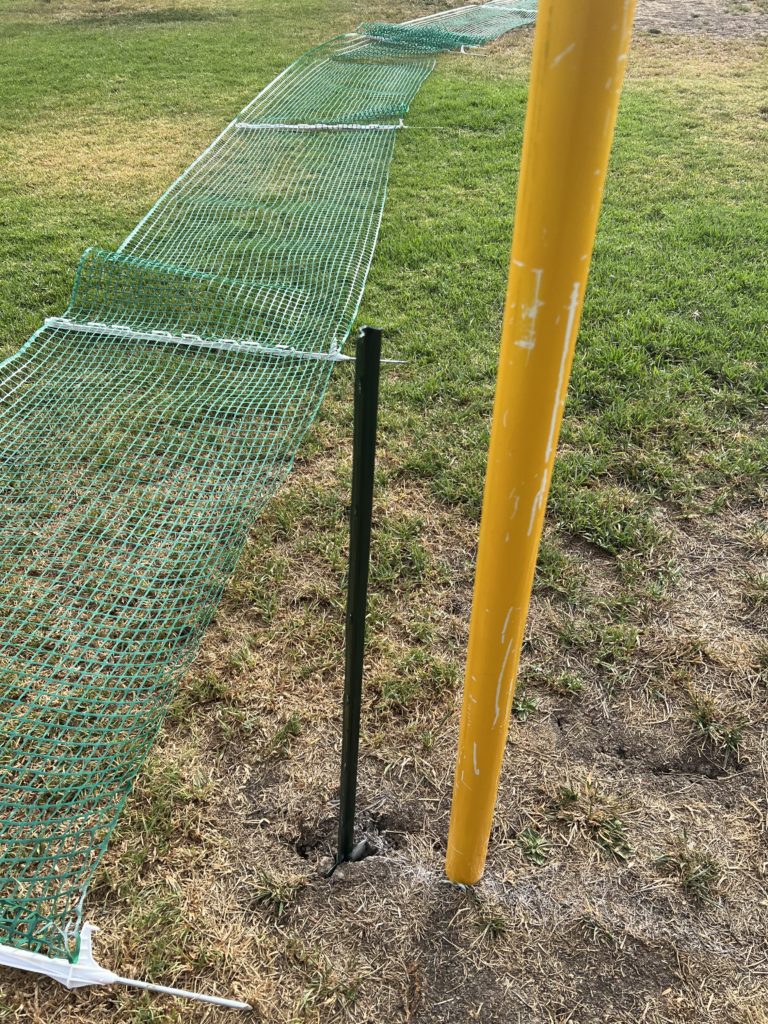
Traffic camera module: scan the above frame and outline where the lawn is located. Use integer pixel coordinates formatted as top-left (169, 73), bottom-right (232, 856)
top-left (0, 1), bottom-right (767, 1022)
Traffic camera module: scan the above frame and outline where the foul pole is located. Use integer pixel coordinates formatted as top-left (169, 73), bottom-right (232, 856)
top-left (446, 0), bottom-right (637, 884)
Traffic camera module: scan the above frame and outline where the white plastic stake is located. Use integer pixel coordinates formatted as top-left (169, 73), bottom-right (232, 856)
top-left (0, 924), bottom-right (251, 1011)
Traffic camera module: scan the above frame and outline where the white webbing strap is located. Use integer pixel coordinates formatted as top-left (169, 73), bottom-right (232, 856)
top-left (43, 317), bottom-right (354, 363)
top-left (236, 120), bottom-right (402, 132)
top-left (0, 924), bottom-right (251, 1010)
top-left (43, 317), bottom-right (405, 364)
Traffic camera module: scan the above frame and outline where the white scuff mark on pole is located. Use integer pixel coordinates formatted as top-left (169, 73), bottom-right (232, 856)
top-left (501, 606), bottom-right (513, 644)
top-left (544, 281), bottom-right (581, 462)
top-left (550, 41), bottom-right (575, 67)
top-left (527, 467), bottom-right (548, 537)
top-left (515, 267), bottom-right (544, 351)
top-left (473, 742), bottom-right (481, 775)
top-left (493, 637), bottom-right (515, 726)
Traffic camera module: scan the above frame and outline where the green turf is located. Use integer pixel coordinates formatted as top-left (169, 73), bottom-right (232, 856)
top-left (365, 54), bottom-right (768, 537)
top-left (1, 1), bottom-right (766, 1016)
top-left (0, 0), bottom-right (765, 641)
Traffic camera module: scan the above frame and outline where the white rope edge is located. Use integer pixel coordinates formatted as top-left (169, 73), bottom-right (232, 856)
top-left (43, 318), bottom-right (405, 364)
top-left (236, 120), bottom-right (403, 132)
top-left (44, 317), bottom-right (354, 363)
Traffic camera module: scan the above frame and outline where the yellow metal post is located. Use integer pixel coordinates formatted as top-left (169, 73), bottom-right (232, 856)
top-left (446, 0), bottom-right (637, 885)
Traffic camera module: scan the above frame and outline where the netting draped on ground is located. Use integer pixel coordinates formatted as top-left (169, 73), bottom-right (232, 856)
top-left (0, 1), bottom-right (536, 961)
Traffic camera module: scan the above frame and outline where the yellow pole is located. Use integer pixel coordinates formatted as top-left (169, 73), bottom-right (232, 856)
top-left (445, 0), bottom-right (637, 885)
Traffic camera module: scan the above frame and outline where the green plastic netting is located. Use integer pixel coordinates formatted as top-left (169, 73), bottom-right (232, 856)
top-left (0, 0), bottom-right (536, 961)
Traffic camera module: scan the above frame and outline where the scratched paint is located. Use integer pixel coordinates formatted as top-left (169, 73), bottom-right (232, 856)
top-left (544, 281), bottom-right (581, 463)
top-left (500, 606), bottom-right (513, 644)
top-left (493, 636), bottom-right (515, 727)
top-left (514, 267), bottom-right (544, 351)
top-left (550, 41), bottom-right (575, 67)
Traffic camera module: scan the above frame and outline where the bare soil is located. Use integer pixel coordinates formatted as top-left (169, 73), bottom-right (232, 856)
top-left (636, 0), bottom-right (768, 37)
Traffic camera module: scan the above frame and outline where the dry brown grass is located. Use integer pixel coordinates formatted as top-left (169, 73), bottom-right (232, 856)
top-left (0, 1), bottom-right (767, 1022)
top-left (5, 449), bottom-right (766, 1022)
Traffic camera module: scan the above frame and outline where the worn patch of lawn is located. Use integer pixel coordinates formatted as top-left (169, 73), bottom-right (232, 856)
top-left (0, 1), bottom-right (767, 1022)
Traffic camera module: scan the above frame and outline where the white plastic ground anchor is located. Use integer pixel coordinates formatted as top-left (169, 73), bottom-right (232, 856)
top-left (0, 924), bottom-right (251, 1011)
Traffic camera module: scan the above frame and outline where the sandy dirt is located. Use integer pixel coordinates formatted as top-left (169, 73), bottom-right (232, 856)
top-left (635, 0), bottom-right (768, 36)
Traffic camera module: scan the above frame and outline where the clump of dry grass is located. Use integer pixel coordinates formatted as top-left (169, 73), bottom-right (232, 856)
top-left (656, 840), bottom-right (724, 898)
top-left (688, 691), bottom-right (745, 767)
top-left (248, 871), bottom-right (309, 918)
top-left (550, 779), bottom-right (635, 861)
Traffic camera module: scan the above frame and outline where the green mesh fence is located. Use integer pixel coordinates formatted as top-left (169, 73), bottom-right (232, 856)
top-left (0, 1), bottom-right (536, 961)
top-left (361, 2), bottom-right (537, 55)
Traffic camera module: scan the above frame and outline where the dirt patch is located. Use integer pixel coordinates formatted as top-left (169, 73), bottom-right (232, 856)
top-left (635, 0), bottom-right (768, 37)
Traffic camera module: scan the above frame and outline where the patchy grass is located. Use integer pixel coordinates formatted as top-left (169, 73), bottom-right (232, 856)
top-left (656, 841), bottom-right (725, 899)
top-left (517, 827), bottom-right (551, 865)
top-left (550, 780), bottom-right (635, 861)
top-left (248, 871), bottom-right (308, 919)
top-left (689, 692), bottom-right (745, 767)
top-left (0, 0), bottom-right (767, 1022)
top-left (512, 690), bottom-right (539, 722)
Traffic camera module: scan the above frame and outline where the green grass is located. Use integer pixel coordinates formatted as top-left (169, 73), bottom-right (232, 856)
top-left (1, 4), bottom-right (765, 569)
top-left (517, 826), bottom-right (551, 865)
top-left (366, 54), bottom-right (767, 539)
top-left (1, 3), bottom-right (767, 1021)
top-left (249, 870), bottom-right (307, 918)
top-left (689, 692), bottom-right (744, 766)
top-left (552, 780), bottom-right (635, 861)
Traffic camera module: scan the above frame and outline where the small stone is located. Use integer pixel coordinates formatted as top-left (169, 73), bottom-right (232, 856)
top-left (317, 855), bottom-right (335, 876)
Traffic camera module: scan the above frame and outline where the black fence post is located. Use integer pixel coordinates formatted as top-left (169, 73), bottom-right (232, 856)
top-left (336, 326), bottom-right (381, 864)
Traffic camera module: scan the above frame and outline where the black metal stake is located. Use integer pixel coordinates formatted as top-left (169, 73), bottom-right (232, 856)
top-left (336, 326), bottom-right (381, 864)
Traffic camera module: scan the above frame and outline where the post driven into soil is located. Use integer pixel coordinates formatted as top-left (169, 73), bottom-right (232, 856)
top-left (337, 326), bottom-right (381, 864)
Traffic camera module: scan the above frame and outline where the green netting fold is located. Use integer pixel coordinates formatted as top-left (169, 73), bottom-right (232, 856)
top-left (237, 37), bottom-right (433, 125)
top-left (361, 21), bottom-right (507, 53)
top-left (358, 2), bottom-right (538, 55)
top-left (67, 248), bottom-right (342, 350)
top-left (0, 0), bottom-right (536, 962)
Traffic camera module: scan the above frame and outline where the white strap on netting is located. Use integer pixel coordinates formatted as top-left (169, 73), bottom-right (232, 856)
top-left (0, 924), bottom-right (250, 1010)
top-left (402, 2), bottom-right (534, 28)
top-left (236, 121), bottom-right (403, 132)
top-left (43, 317), bottom-right (354, 363)
top-left (402, 3), bottom-right (480, 25)
top-left (44, 318), bottom-right (405, 364)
